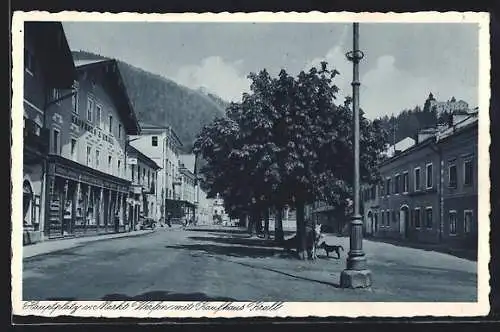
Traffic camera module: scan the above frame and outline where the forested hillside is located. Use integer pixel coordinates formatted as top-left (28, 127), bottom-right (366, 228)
top-left (72, 51), bottom-right (228, 152)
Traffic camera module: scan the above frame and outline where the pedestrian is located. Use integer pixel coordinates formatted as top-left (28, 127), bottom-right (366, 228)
top-left (166, 212), bottom-right (172, 228)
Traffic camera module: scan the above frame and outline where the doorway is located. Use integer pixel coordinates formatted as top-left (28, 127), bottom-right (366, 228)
top-left (400, 205), bottom-right (409, 238)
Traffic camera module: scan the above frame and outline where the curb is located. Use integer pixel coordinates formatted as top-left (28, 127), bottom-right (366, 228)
top-left (23, 229), bottom-right (158, 259)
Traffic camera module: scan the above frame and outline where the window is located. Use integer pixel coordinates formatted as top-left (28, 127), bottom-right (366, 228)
top-left (108, 156), bottom-right (113, 173)
top-left (95, 104), bottom-right (102, 128)
top-left (414, 208), bottom-right (421, 228)
top-left (386, 178), bottom-right (391, 196)
top-left (448, 162), bottom-right (457, 188)
top-left (403, 172), bottom-right (409, 193)
top-left (108, 115), bottom-right (113, 134)
top-left (414, 167), bottom-right (421, 191)
top-left (118, 124), bottom-right (122, 139)
top-left (118, 160), bottom-right (121, 177)
top-left (394, 174), bottom-right (400, 194)
top-left (72, 89), bottom-right (79, 114)
top-left (86, 146), bottom-right (92, 166)
top-left (386, 211), bottom-right (390, 226)
top-left (380, 183), bottom-right (385, 197)
top-left (464, 210), bottom-right (473, 233)
top-left (426, 207), bottom-right (433, 229)
top-left (95, 150), bottom-right (100, 167)
top-left (449, 211), bottom-right (457, 235)
top-left (370, 186), bottom-right (376, 200)
top-left (131, 164), bottom-right (135, 182)
top-left (392, 210), bottom-right (397, 224)
top-left (52, 129), bottom-right (60, 155)
top-left (70, 138), bottom-right (77, 160)
top-left (464, 159), bottom-right (473, 186)
top-left (152, 136), bottom-right (158, 146)
top-left (24, 49), bottom-right (36, 74)
top-left (87, 97), bottom-right (94, 122)
top-left (426, 163), bottom-right (433, 189)
top-left (52, 89), bottom-right (61, 105)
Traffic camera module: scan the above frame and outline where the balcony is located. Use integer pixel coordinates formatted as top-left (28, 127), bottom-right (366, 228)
top-left (24, 119), bottom-right (49, 157)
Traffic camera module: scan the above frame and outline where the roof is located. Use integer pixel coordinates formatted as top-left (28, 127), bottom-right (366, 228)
top-left (383, 137), bottom-right (416, 158)
top-left (179, 154), bottom-right (196, 174)
top-left (436, 113), bottom-right (478, 142)
top-left (73, 58), bottom-right (110, 68)
top-left (139, 122), bottom-right (184, 148)
top-left (74, 58), bottom-right (141, 135)
top-left (25, 21), bottom-right (76, 88)
top-left (380, 114), bottom-right (478, 167)
top-left (126, 145), bottom-right (162, 170)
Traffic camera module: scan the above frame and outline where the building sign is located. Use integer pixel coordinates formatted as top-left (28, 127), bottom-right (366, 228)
top-left (71, 114), bottom-right (114, 145)
top-left (127, 157), bottom-right (138, 165)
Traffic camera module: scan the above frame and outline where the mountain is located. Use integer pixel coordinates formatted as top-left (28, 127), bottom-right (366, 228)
top-left (72, 51), bottom-right (228, 153)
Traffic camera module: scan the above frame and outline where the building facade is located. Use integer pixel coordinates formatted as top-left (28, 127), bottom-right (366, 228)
top-left (362, 113), bottom-right (478, 250)
top-left (129, 122), bottom-right (183, 223)
top-left (23, 22), bottom-right (77, 244)
top-left (438, 116), bottom-right (478, 250)
top-left (178, 154), bottom-right (197, 220)
top-left (43, 58), bottom-right (140, 239)
top-left (126, 145), bottom-right (161, 229)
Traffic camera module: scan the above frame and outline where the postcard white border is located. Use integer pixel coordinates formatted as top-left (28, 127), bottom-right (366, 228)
top-left (11, 11), bottom-right (491, 318)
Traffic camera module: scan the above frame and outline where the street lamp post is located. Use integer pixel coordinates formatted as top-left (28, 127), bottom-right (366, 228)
top-left (340, 22), bottom-right (372, 288)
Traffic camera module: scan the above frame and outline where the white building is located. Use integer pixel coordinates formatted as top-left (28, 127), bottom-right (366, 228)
top-left (129, 122), bottom-right (183, 222)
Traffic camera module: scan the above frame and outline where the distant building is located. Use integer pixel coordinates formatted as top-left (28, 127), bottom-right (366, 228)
top-left (429, 97), bottom-right (469, 116)
top-left (178, 154), bottom-right (197, 220)
top-left (195, 188), bottom-right (213, 225)
top-left (362, 112), bottom-right (478, 250)
top-left (129, 122), bottom-right (183, 222)
top-left (212, 193), bottom-right (229, 224)
top-left (23, 21), bottom-right (77, 244)
top-left (126, 145), bottom-right (161, 229)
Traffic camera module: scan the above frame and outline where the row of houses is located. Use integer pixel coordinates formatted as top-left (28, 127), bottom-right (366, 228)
top-left (312, 109), bottom-right (478, 251)
top-left (22, 21), bottom-right (218, 245)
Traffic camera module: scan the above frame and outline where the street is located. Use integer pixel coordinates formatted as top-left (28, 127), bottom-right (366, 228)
top-left (23, 227), bottom-right (477, 302)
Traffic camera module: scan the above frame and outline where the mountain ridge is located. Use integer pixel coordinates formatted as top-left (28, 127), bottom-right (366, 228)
top-left (72, 50), bottom-right (229, 153)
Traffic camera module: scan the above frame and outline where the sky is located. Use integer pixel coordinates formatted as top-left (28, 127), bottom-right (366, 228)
top-left (62, 21), bottom-right (479, 119)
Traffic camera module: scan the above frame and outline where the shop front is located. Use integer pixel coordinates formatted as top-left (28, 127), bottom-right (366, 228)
top-left (44, 155), bottom-right (130, 239)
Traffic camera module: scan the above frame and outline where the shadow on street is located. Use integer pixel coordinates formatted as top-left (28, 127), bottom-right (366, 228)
top-left (164, 243), bottom-right (289, 259)
top-left (229, 260), bottom-right (341, 288)
top-left (188, 235), bottom-right (284, 248)
top-left (102, 290), bottom-right (237, 301)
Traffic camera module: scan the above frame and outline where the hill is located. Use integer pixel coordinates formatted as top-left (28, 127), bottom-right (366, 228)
top-left (72, 51), bottom-right (228, 153)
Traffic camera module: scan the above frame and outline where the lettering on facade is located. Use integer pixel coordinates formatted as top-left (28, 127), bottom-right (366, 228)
top-left (71, 114), bottom-right (114, 145)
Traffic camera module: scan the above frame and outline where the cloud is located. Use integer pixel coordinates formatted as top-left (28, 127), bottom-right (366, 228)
top-left (305, 49), bottom-right (478, 119)
top-left (173, 56), bottom-right (251, 102)
top-left (361, 55), bottom-right (478, 119)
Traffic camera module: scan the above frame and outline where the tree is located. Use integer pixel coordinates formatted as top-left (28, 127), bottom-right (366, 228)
top-left (194, 62), bottom-right (388, 260)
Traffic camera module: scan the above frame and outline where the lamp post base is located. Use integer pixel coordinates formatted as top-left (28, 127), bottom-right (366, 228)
top-left (340, 269), bottom-right (372, 289)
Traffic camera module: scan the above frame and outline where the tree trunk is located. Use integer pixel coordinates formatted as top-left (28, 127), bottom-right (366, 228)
top-left (264, 208), bottom-right (270, 239)
top-left (248, 214), bottom-right (255, 236)
top-left (295, 201), bottom-right (307, 260)
top-left (274, 207), bottom-right (284, 242)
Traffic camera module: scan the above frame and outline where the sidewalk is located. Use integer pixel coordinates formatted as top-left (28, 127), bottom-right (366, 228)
top-left (22, 226), bottom-right (177, 259)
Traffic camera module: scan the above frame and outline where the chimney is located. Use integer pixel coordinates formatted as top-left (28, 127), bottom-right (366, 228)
top-left (417, 128), bottom-right (437, 142)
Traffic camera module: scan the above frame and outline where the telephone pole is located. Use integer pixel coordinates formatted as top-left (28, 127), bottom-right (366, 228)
top-left (340, 22), bottom-right (372, 288)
